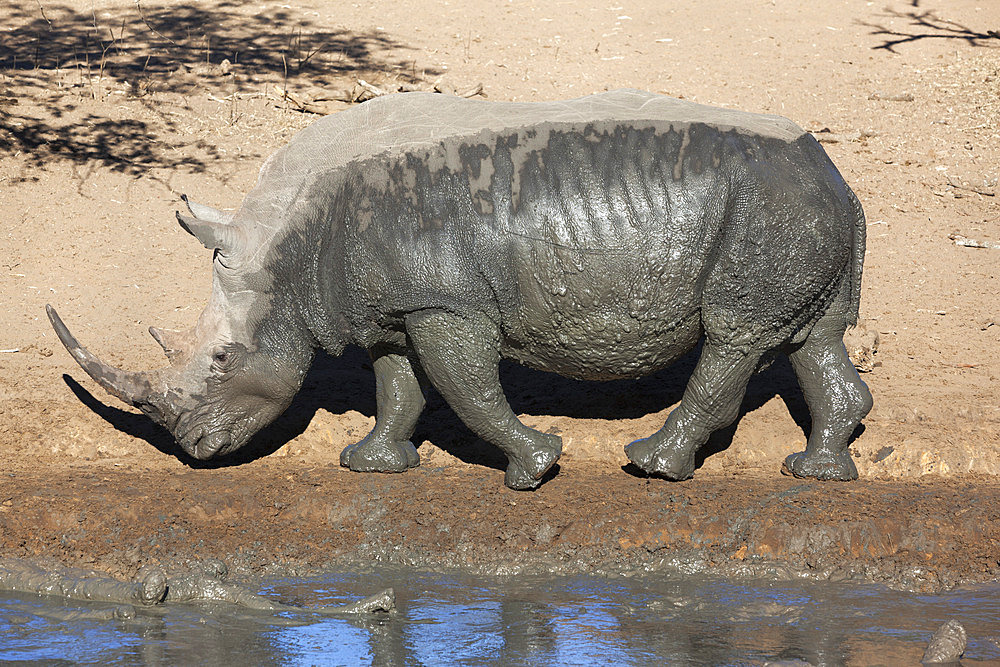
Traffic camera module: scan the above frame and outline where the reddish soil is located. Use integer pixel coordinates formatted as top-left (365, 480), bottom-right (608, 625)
top-left (1, 0), bottom-right (998, 587)
top-left (3, 464), bottom-right (999, 592)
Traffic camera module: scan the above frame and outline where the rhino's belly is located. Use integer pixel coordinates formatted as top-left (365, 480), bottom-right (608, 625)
top-left (498, 227), bottom-right (706, 380)
top-left (500, 309), bottom-right (702, 381)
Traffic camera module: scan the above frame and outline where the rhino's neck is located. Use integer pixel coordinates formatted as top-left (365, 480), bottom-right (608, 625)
top-left (250, 172), bottom-right (353, 358)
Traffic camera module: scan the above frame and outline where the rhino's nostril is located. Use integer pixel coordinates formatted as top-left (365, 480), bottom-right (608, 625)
top-left (179, 425), bottom-right (204, 454)
top-left (193, 431), bottom-right (232, 459)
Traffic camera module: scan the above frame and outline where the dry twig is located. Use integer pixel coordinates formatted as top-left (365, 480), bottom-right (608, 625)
top-left (272, 79), bottom-right (486, 113)
top-left (945, 175), bottom-right (996, 197)
top-left (949, 233), bottom-right (1000, 249)
top-left (135, 0), bottom-right (178, 45)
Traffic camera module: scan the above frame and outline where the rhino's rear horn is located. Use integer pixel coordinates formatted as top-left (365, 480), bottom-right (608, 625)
top-left (149, 326), bottom-right (186, 364)
top-left (46, 304), bottom-right (155, 407)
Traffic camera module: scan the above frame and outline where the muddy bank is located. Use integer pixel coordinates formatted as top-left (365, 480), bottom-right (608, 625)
top-left (2, 460), bottom-right (997, 592)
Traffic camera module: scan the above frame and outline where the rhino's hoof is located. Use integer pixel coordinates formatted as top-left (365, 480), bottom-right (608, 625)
top-left (625, 438), bottom-right (695, 481)
top-left (781, 450), bottom-right (858, 481)
top-left (504, 435), bottom-right (561, 491)
top-left (341, 438), bottom-right (419, 473)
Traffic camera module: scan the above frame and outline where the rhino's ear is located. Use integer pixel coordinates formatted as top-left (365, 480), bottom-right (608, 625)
top-left (181, 194), bottom-right (234, 224)
top-left (176, 212), bottom-right (247, 257)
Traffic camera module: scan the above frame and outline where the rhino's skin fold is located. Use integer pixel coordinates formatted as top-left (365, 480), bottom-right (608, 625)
top-left (49, 89), bottom-right (872, 489)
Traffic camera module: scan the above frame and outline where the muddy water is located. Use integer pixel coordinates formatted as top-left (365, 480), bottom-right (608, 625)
top-left (1, 569), bottom-right (998, 665)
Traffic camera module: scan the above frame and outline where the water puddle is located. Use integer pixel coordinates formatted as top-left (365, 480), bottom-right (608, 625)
top-left (1, 569), bottom-right (998, 664)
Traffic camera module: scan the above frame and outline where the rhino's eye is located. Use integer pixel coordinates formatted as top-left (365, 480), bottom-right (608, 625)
top-left (210, 343), bottom-right (247, 372)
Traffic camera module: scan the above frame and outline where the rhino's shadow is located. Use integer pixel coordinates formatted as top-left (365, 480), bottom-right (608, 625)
top-left (64, 344), bottom-right (816, 474)
top-left (63, 374), bottom-right (189, 462)
top-left (240, 343), bottom-right (816, 474)
top-left (64, 348), bottom-right (380, 468)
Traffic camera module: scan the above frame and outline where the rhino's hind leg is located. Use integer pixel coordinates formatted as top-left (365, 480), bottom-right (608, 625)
top-left (341, 346), bottom-right (424, 473)
top-left (782, 317), bottom-right (872, 481)
top-left (625, 340), bottom-right (762, 480)
top-left (405, 310), bottom-right (562, 490)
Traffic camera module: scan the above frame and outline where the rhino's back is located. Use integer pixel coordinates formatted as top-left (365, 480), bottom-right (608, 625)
top-left (239, 90), bottom-right (806, 255)
top-left (263, 89), bottom-right (804, 178)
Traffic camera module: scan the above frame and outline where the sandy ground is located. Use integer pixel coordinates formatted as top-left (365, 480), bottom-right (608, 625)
top-left (1, 0), bottom-right (998, 586)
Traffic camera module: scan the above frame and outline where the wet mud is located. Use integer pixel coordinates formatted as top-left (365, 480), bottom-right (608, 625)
top-left (2, 568), bottom-right (999, 665)
top-left (0, 559), bottom-right (166, 607)
top-left (1, 462), bottom-right (997, 592)
top-left (0, 558), bottom-right (393, 618)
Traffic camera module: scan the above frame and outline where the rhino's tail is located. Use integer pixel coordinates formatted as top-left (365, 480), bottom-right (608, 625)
top-left (844, 183), bottom-right (866, 328)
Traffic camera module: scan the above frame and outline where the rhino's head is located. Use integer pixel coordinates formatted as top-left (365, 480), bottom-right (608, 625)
top-left (47, 197), bottom-right (315, 460)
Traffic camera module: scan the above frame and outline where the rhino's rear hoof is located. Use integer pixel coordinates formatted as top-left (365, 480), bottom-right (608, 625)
top-left (624, 438), bottom-right (696, 481)
top-left (341, 438), bottom-right (419, 473)
top-left (781, 450), bottom-right (858, 481)
top-left (504, 435), bottom-right (561, 490)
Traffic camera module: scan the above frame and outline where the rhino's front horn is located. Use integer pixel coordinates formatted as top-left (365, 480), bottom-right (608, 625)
top-left (46, 304), bottom-right (155, 407)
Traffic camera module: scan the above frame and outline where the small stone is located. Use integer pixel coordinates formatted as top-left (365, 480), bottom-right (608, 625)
top-left (922, 619), bottom-right (967, 664)
top-left (844, 319), bottom-right (879, 372)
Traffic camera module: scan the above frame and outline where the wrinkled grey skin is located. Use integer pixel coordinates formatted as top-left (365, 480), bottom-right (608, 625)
top-left (48, 89), bottom-right (872, 490)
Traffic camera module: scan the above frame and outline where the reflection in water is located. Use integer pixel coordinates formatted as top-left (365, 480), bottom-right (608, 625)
top-left (1, 571), bottom-right (999, 665)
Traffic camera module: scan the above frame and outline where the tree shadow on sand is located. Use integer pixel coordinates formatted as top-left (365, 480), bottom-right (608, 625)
top-left (859, 5), bottom-right (999, 53)
top-left (0, 2), bottom-right (435, 176)
top-left (64, 342), bottom-right (825, 481)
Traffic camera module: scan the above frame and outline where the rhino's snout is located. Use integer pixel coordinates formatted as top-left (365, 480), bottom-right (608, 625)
top-left (196, 431), bottom-right (233, 459)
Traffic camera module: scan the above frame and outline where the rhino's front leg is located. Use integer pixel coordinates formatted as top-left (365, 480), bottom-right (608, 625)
top-left (405, 309), bottom-right (562, 490)
top-left (340, 345), bottom-right (424, 473)
top-left (626, 339), bottom-right (761, 480)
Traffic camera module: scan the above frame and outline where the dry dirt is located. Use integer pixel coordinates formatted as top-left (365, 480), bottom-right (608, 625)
top-left (1, 0), bottom-right (998, 587)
